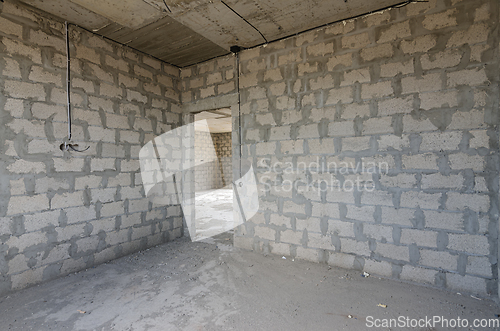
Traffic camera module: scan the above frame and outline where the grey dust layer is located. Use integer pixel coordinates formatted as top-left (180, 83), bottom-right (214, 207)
top-left (0, 236), bottom-right (498, 331)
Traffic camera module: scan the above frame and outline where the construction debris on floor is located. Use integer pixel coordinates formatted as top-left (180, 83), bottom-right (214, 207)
top-left (0, 234), bottom-right (498, 331)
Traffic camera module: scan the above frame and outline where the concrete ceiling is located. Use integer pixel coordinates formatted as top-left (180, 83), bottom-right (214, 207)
top-left (18, 0), bottom-right (405, 67)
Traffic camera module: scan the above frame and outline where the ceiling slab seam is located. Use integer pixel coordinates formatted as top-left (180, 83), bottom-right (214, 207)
top-left (183, 0), bottom-right (427, 68)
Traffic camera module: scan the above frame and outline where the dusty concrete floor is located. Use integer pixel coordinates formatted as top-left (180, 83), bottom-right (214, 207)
top-left (194, 188), bottom-right (234, 241)
top-left (0, 232), bottom-right (498, 331)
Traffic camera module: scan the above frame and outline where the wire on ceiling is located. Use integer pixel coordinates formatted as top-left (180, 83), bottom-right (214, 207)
top-left (187, 0), bottom-right (427, 67)
top-left (220, 0), bottom-right (268, 44)
top-left (394, 0), bottom-right (429, 8)
top-left (247, 0), bottom-right (431, 51)
top-left (162, 0), bottom-right (172, 13)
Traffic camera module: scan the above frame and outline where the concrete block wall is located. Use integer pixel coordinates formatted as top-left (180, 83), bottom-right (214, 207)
top-left (195, 131), bottom-right (222, 191)
top-left (0, 1), bottom-right (183, 295)
top-left (213, 132), bottom-right (232, 187)
top-left (195, 131), bottom-right (232, 190)
top-left (182, 54), bottom-right (236, 104)
top-left (182, 0), bottom-right (500, 297)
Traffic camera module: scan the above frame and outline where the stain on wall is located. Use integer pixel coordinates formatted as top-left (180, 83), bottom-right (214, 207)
top-left (213, 132), bottom-right (232, 187)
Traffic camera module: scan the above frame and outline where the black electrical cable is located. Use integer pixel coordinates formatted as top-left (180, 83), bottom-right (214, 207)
top-left (187, 0), bottom-right (429, 68)
top-left (394, 0), bottom-right (429, 8)
top-left (236, 52), bottom-right (242, 176)
top-left (220, 0), bottom-right (268, 43)
top-left (60, 22), bottom-right (89, 153)
top-left (65, 22), bottom-right (179, 68)
top-left (162, 0), bottom-right (172, 13)
top-left (232, 50), bottom-right (248, 222)
top-left (65, 21), bottom-right (71, 142)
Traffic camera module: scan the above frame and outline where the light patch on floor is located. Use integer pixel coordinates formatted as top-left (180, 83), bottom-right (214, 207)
top-left (195, 187), bottom-right (234, 241)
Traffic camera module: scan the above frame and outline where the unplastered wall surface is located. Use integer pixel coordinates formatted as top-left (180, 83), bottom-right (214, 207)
top-left (194, 132), bottom-right (233, 190)
top-left (182, 0), bottom-right (500, 297)
top-left (195, 131), bottom-right (222, 191)
top-left (0, 0), bottom-right (183, 295)
top-left (181, 54), bottom-right (236, 104)
top-left (213, 132), bottom-right (232, 187)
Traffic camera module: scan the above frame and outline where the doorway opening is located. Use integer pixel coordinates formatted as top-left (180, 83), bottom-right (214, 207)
top-left (193, 109), bottom-right (234, 243)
